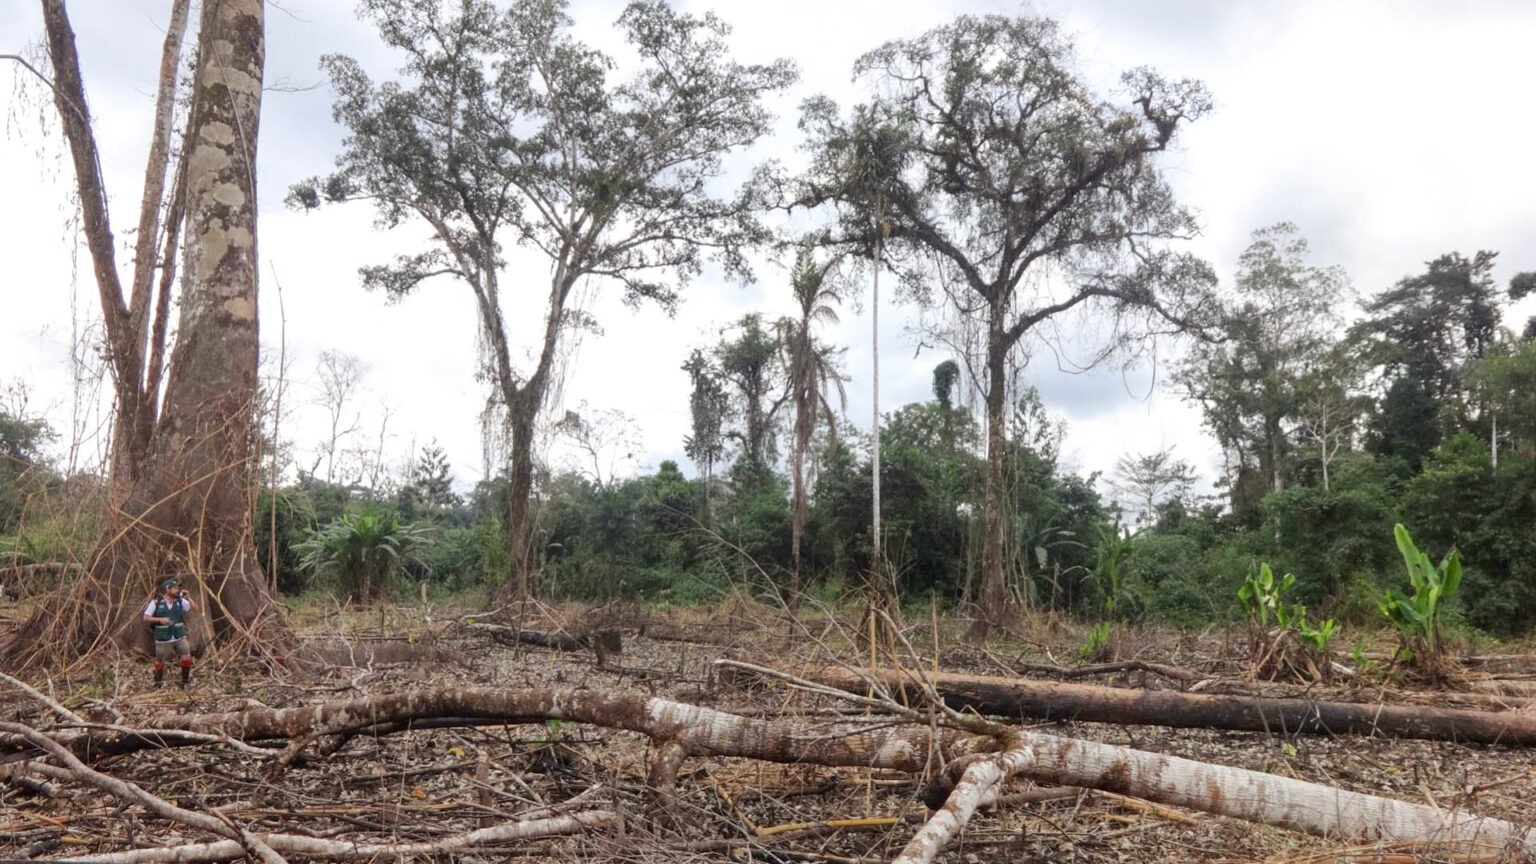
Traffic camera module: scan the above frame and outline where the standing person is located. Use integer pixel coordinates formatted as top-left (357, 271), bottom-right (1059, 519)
top-left (143, 578), bottom-right (194, 688)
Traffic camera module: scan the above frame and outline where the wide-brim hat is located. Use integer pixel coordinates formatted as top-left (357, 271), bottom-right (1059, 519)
top-left (161, 577), bottom-right (182, 590)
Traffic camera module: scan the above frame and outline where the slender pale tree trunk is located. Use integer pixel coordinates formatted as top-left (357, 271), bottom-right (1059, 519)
top-left (1491, 408), bottom-right (1499, 471)
top-left (788, 379), bottom-right (810, 604)
top-left (870, 229), bottom-right (881, 565)
top-left (38, 0), bottom-right (190, 496)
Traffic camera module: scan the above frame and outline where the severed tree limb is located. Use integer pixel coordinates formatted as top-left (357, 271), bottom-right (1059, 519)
top-left (0, 721), bottom-right (288, 864)
top-left (792, 664), bottom-right (1536, 746)
top-left (1008, 729), bottom-right (1533, 849)
top-left (898, 727), bottom-right (1536, 864)
top-left (894, 739), bottom-right (1031, 864)
top-left (0, 670), bottom-right (88, 726)
top-left (647, 739), bottom-right (688, 817)
top-left (1012, 658), bottom-right (1206, 683)
top-left (58, 810), bottom-right (617, 864)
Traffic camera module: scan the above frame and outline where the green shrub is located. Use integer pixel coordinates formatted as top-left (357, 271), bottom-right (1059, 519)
top-left (254, 488), bottom-right (317, 595)
top-left (1379, 523), bottom-right (1461, 679)
top-left (1238, 563), bottom-right (1339, 682)
top-left (297, 507), bottom-right (429, 601)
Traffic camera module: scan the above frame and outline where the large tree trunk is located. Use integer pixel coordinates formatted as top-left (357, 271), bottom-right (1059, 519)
top-left (5, 0), bottom-right (283, 664)
top-left (973, 324), bottom-right (1013, 637)
top-left (795, 665), bottom-right (1536, 746)
top-left (504, 399), bottom-right (538, 600)
top-left (113, 0), bottom-right (276, 648)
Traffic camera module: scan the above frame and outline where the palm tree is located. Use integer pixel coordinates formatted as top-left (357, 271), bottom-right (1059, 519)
top-left (297, 507), bottom-right (430, 602)
top-left (779, 244), bottom-right (848, 605)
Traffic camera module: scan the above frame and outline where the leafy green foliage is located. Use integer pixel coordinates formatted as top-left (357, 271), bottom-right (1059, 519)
top-left (1379, 523), bottom-right (1462, 673)
top-left (254, 489), bottom-right (318, 595)
top-left (1238, 563), bottom-right (1339, 682)
top-left (1080, 622), bottom-right (1113, 662)
top-left (0, 392), bottom-right (53, 536)
top-left (297, 507), bottom-right (430, 601)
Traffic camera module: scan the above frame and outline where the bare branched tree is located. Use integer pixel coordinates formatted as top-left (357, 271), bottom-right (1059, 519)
top-left (311, 350), bottom-right (367, 485)
top-left (4, 0), bottom-right (284, 664)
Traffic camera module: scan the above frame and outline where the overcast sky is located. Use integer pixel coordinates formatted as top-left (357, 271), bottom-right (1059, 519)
top-left (3, 0), bottom-right (1535, 498)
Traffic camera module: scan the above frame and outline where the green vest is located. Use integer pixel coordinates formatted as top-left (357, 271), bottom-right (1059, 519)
top-left (150, 597), bottom-right (188, 642)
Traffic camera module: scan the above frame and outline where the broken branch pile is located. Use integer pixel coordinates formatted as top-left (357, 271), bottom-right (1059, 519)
top-left (6, 680), bottom-right (1534, 863)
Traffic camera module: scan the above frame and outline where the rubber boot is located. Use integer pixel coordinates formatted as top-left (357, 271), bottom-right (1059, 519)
top-left (153, 666), bottom-right (164, 688)
top-left (179, 662), bottom-right (191, 689)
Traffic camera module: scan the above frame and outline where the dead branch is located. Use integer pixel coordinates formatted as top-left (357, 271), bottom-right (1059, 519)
top-left (791, 664), bottom-right (1536, 746)
top-left (5, 682), bottom-right (1533, 862)
top-left (0, 720), bottom-right (288, 864)
top-left (1012, 658), bottom-right (1206, 683)
top-left (59, 811), bottom-right (617, 863)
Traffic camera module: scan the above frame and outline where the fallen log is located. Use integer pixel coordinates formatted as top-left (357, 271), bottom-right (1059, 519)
top-left (0, 686), bottom-right (994, 769)
top-left (1012, 658), bottom-right (1206, 683)
top-left (787, 664), bottom-right (1536, 747)
top-left (895, 729), bottom-right (1535, 864)
top-left (7, 685), bottom-right (1534, 861)
top-left (463, 621), bottom-right (622, 658)
top-left (59, 811), bottom-right (617, 864)
top-left (1467, 679), bottom-right (1536, 698)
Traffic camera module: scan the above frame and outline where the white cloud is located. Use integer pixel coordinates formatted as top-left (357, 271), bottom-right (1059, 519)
top-left (3, 0), bottom-right (1533, 497)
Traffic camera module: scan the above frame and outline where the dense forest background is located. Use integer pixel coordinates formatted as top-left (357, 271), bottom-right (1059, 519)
top-left (5, 230), bottom-right (1534, 635)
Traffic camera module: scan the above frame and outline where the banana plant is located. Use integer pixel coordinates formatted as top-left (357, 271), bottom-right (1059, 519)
top-left (1378, 523), bottom-right (1462, 662)
top-left (1238, 563), bottom-right (1295, 630)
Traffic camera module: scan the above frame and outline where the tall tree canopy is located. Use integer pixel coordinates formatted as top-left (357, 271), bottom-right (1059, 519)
top-left (1176, 223), bottom-right (1348, 520)
top-left (294, 0), bottom-right (797, 599)
top-left (793, 14), bottom-right (1219, 629)
top-left (1353, 251), bottom-right (1503, 470)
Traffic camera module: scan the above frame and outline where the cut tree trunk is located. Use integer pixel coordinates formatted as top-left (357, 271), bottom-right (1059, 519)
top-left (897, 730), bottom-right (1535, 864)
top-left (789, 665), bottom-right (1536, 746)
top-left (0, 686), bottom-right (995, 769)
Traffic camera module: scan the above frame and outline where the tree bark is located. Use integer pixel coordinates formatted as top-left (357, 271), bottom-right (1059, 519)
top-left (37, 0), bottom-right (190, 493)
top-left (899, 730), bottom-right (1534, 864)
top-left (504, 398), bottom-right (538, 600)
top-left (4, 0), bottom-right (284, 665)
top-left (62, 812), bottom-right (615, 864)
top-left (0, 686), bottom-right (994, 768)
top-left (797, 665), bottom-right (1536, 747)
top-left (789, 377), bottom-right (810, 605)
top-left (972, 324), bottom-right (1013, 637)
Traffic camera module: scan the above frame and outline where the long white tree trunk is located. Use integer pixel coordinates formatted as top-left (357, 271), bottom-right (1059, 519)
top-left (898, 730), bottom-right (1533, 864)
